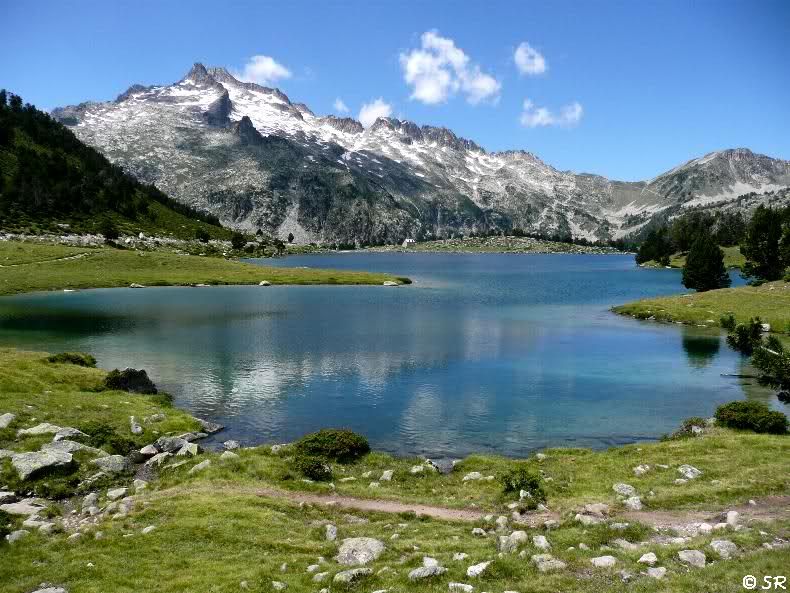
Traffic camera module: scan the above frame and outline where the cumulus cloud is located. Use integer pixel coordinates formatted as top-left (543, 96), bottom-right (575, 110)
top-left (333, 98), bottom-right (350, 114)
top-left (514, 42), bottom-right (547, 75)
top-left (400, 31), bottom-right (501, 105)
top-left (358, 98), bottom-right (393, 127)
top-left (520, 99), bottom-right (583, 128)
top-left (236, 55), bottom-right (292, 86)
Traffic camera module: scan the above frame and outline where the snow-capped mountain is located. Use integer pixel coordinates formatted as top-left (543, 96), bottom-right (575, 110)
top-left (52, 63), bottom-right (790, 244)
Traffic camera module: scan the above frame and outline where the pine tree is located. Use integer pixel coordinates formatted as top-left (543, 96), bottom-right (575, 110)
top-left (682, 234), bottom-right (731, 291)
top-left (741, 205), bottom-right (784, 281)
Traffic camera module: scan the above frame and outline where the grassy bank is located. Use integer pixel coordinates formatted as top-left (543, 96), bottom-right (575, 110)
top-left (0, 240), bottom-right (408, 296)
top-left (613, 281), bottom-right (790, 332)
top-left (367, 235), bottom-right (623, 254)
top-left (642, 246), bottom-right (746, 269)
top-left (1, 348), bottom-right (788, 592)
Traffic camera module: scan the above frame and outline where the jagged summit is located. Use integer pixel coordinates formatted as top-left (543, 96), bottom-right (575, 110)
top-left (52, 62), bottom-right (790, 244)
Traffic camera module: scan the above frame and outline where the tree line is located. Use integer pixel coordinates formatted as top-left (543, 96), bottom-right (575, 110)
top-left (0, 90), bottom-right (221, 229)
top-left (635, 207), bottom-right (790, 291)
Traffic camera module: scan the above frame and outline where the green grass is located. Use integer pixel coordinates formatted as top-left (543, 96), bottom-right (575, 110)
top-left (0, 240), bottom-right (408, 296)
top-left (613, 280), bottom-right (790, 332)
top-left (642, 246), bottom-right (746, 269)
top-left (1, 347), bottom-right (788, 592)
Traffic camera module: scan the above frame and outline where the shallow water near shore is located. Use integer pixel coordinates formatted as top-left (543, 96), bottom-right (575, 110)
top-left (0, 253), bottom-right (772, 457)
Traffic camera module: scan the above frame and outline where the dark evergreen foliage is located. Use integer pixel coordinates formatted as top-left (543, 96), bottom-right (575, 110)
top-left (104, 368), bottom-right (158, 394)
top-left (635, 227), bottom-right (673, 265)
top-left (726, 318), bottom-right (764, 355)
top-left (681, 233), bottom-right (731, 291)
top-left (741, 205), bottom-right (788, 281)
top-left (293, 429), bottom-right (370, 463)
top-left (714, 401), bottom-right (788, 434)
top-left (0, 90), bottom-right (221, 228)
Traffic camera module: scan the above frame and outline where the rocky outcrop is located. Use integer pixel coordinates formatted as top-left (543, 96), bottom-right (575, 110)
top-left (11, 450), bottom-right (73, 480)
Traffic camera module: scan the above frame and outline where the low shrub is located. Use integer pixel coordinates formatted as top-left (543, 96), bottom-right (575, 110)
top-left (719, 314), bottom-right (736, 331)
top-left (726, 318), bottom-right (763, 355)
top-left (78, 420), bottom-right (138, 455)
top-left (499, 465), bottom-right (546, 509)
top-left (104, 368), bottom-right (157, 394)
top-left (294, 429), bottom-right (370, 463)
top-left (293, 454), bottom-right (332, 481)
top-left (46, 352), bottom-right (97, 367)
top-left (715, 401), bottom-right (788, 434)
top-left (665, 416), bottom-right (707, 440)
top-left (0, 510), bottom-right (12, 541)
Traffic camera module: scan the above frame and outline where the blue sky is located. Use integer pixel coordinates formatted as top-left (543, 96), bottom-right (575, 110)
top-left (2, 0), bottom-right (788, 180)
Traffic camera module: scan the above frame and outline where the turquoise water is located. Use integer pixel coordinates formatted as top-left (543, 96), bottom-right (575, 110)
top-left (0, 253), bottom-right (765, 457)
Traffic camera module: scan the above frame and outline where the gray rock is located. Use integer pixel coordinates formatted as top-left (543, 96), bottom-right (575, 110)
top-left (154, 436), bottom-right (188, 453)
top-left (176, 443), bottom-right (202, 457)
top-left (141, 525), bottom-right (156, 534)
top-left (471, 527), bottom-right (486, 536)
top-left (139, 444), bottom-right (158, 457)
top-left (336, 537), bottom-right (385, 565)
top-left (130, 416), bottom-right (143, 435)
top-left (638, 552), bottom-right (657, 565)
top-left (92, 455), bottom-right (131, 474)
top-left (466, 561), bottom-right (492, 577)
top-left (0, 491), bottom-right (18, 504)
top-left (107, 487), bottom-right (128, 500)
top-left (325, 524), bottom-right (337, 541)
top-left (312, 573), bottom-right (329, 583)
top-left (43, 440), bottom-right (106, 457)
top-left (409, 565), bottom-right (447, 580)
top-left (133, 479), bottom-right (148, 491)
top-left (591, 555), bottom-right (617, 568)
top-left (710, 539), bottom-right (738, 559)
top-left (16, 422), bottom-right (62, 437)
top-left (612, 483), bottom-right (636, 497)
top-left (462, 472), bottom-right (483, 481)
top-left (271, 581), bottom-right (286, 590)
top-left (0, 412), bottom-right (16, 429)
top-left (448, 583), bottom-right (474, 592)
top-left (82, 492), bottom-right (98, 508)
top-left (144, 452), bottom-right (172, 466)
top-left (531, 553), bottom-right (566, 572)
top-left (646, 567), bottom-right (667, 579)
top-left (498, 530), bottom-right (528, 553)
top-left (380, 469), bottom-right (394, 481)
top-left (333, 568), bottom-right (372, 584)
top-left (6, 529), bottom-right (30, 543)
top-left (0, 449), bottom-right (14, 459)
top-left (583, 502), bottom-right (610, 517)
top-left (623, 496), bottom-right (642, 511)
top-left (223, 440), bottom-right (240, 450)
top-left (677, 549), bottom-right (706, 568)
top-left (188, 459), bottom-right (211, 474)
top-left (426, 458), bottom-right (455, 474)
top-left (678, 465), bottom-right (702, 479)
top-left (613, 538), bottom-right (640, 551)
top-left (53, 427), bottom-right (87, 441)
top-left (220, 450), bottom-right (239, 461)
top-left (726, 510), bottom-right (739, 526)
top-left (533, 534), bottom-right (551, 550)
top-left (11, 450), bottom-right (73, 480)
top-left (633, 464), bottom-right (650, 476)
top-left (196, 418), bottom-right (223, 434)
top-left (575, 513), bottom-right (602, 526)
top-left (29, 585), bottom-right (68, 593)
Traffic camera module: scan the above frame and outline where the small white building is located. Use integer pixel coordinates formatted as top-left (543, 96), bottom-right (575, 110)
top-left (402, 238), bottom-right (416, 247)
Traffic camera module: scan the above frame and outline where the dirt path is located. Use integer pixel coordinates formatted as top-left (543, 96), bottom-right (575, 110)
top-left (257, 487), bottom-right (790, 528)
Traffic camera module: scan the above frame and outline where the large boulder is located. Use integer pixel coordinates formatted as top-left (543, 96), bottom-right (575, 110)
top-left (1, 499), bottom-right (46, 515)
top-left (612, 483), bottom-right (636, 497)
top-left (196, 418), bottom-right (223, 434)
top-left (16, 423), bottom-right (62, 437)
top-left (154, 436), bottom-right (188, 453)
top-left (336, 537), bottom-right (385, 566)
top-left (678, 549), bottom-right (706, 568)
top-left (678, 465), bottom-right (702, 480)
top-left (0, 412), bottom-right (15, 429)
top-left (42, 440), bottom-right (107, 457)
top-left (409, 565), bottom-right (447, 580)
top-left (531, 554), bottom-right (566, 572)
top-left (11, 450), bottom-right (73, 480)
top-left (710, 540), bottom-right (738, 560)
top-left (92, 455), bottom-right (132, 474)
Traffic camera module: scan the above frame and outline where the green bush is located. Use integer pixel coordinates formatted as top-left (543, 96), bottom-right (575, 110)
top-left (46, 352), bottom-right (97, 367)
top-left (78, 420), bottom-right (138, 454)
top-left (293, 454), bottom-right (332, 481)
top-left (104, 368), bottom-right (157, 394)
top-left (715, 401), bottom-right (788, 434)
top-left (0, 510), bottom-right (12, 541)
top-left (666, 416), bottom-right (707, 440)
top-left (726, 318), bottom-right (763, 355)
top-left (719, 314), bottom-right (736, 331)
top-left (294, 429), bottom-right (370, 463)
top-left (500, 465), bottom-right (547, 509)
top-left (230, 232), bottom-right (246, 250)
top-left (195, 228), bottom-right (210, 243)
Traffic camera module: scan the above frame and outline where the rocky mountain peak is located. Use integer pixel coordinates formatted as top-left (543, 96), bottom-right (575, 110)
top-left (184, 62), bottom-right (211, 83)
top-left (321, 115), bottom-right (364, 135)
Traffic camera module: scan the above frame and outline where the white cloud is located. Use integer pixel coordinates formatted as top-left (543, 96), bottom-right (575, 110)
top-left (236, 55), bottom-right (292, 86)
top-left (358, 98), bottom-right (393, 128)
top-left (400, 31), bottom-right (501, 105)
top-left (333, 98), bottom-right (349, 114)
top-left (520, 99), bottom-right (583, 128)
top-left (514, 42), bottom-right (547, 75)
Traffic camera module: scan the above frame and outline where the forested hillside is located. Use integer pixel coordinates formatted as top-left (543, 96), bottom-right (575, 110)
top-left (0, 90), bottom-right (231, 240)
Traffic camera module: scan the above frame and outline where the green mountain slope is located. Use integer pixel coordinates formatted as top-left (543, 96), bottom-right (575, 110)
top-left (0, 90), bottom-right (232, 240)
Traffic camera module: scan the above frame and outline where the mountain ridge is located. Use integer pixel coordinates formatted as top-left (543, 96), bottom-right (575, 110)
top-left (51, 63), bottom-right (790, 245)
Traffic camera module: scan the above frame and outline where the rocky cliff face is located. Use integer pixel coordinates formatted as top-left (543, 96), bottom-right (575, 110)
top-left (51, 63), bottom-right (790, 244)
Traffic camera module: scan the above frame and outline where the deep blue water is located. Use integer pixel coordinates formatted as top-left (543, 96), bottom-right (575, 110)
top-left (0, 253), bottom-right (767, 457)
